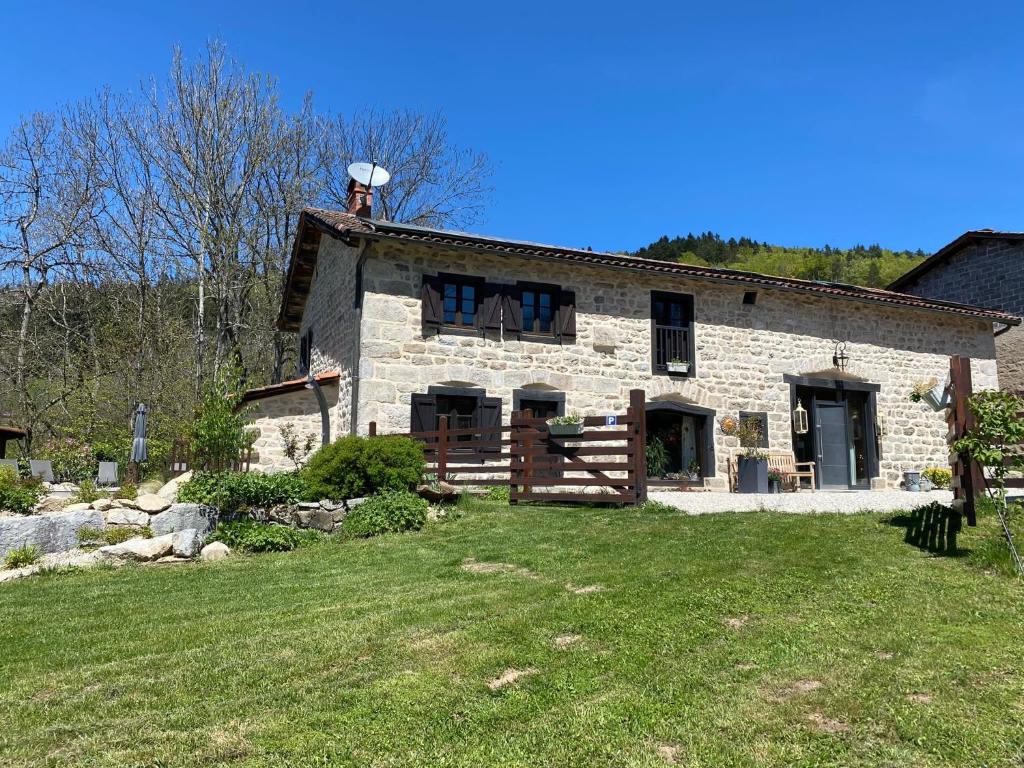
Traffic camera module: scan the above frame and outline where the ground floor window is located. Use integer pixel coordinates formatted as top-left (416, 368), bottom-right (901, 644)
top-left (513, 389), bottom-right (565, 420)
top-left (645, 403), bottom-right (715, 482)
top-left (410, 387), bottom-right (502, 451)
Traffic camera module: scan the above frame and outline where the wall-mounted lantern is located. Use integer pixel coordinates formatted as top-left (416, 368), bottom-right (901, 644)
top-left (792, 399), bottom-right (809, 435)
top-left (832, 341), bottom-right (849, 372)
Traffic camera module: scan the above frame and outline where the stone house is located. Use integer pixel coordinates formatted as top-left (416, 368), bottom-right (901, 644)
top-left (248, 189), bottom-right (1018, 490)
top-left (889, 230), bottom-right (1024, 392)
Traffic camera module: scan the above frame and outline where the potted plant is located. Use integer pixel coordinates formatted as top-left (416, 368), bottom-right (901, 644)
top-left (667, 358), bottom-right (690, 374)
top-left (768, 470), bottom-right (782, 494)
top-left (903, 469), bottom-right (922, 492)
top-left (547, 411), bottom-right (584, 436)
top-left (686, 459), bottom-right (700, 482)
top-left (734, 417), bottom-right (769, 493)
top-left (910, 378), bottom-right (951, 411)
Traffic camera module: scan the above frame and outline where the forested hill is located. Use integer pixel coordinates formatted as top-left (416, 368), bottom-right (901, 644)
top-left (632, 232), bottom-right (927, 288)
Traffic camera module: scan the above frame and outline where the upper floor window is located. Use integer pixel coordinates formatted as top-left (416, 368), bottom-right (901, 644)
top-left (651, 291), bottom-right (695, 376)
top-left (442, 276), bottom-right (480, 328)
top-left (520, 285), bottom-right (556, 335)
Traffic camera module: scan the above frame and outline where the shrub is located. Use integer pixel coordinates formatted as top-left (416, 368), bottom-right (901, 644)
top-left (74, 479), bottom-right (102, 504)
top-left (485, 485), bottom-right (510, 503)
top-left (178, 471), bottom-right (306, 514)
top-left (340, 490), bottom-right (428, 539)
top-left (206, 520), bottom-right (319, 553)
top-left (4, 544), bottom-right (40, 569)
top-left (115, 482), bottom-right (138, 500)
top-left (0, 466), bottom-right (44, 515)
top-left (302, 435), bottom-right (425, 501)
top-left (93, 435), bottom-right (172, 482)
top-left (41, 436), bottom-right (95, 483)
top-left (922, 467), bottom-right (952, 490)
top-left (190, 365), bottom-right (254, 470)
top-left (78, 526), bottom-right (151, 547)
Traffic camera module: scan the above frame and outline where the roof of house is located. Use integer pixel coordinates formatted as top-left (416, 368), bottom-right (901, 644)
top-left (240, 371), bottom-right (340, 403)
top-left (888, 229), bottom-right (1024, 291)
top-left (278, 208), bottom-right (1022, 331)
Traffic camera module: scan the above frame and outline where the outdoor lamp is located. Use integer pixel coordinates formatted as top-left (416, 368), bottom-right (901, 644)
top-left (832, 341), bottom-right (849, 372)
top-left (792, 399), bottom-right (809, 435)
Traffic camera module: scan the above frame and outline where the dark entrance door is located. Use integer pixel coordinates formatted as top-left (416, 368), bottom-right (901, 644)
top-left (815, 401), bottom-right (851, 489)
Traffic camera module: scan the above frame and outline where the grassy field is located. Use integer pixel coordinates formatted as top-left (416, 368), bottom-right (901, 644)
top-left (1, 500), bottom-right (1022, 767)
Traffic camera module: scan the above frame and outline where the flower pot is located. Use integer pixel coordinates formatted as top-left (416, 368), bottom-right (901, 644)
top-left (737, 456), bottom-right (769, 493)
top-left (903, 470), bottom-right (922, 492)
top-left (667, 361), bottom-right (690, 374)
top-left (922, 382), bottom-right (951, 411)
top-left (687, 472), bottom-right (700, 482)
top-left (769, 480), bottom-right (781, 494)
top-left (548, 422), bottom-right (584, 436)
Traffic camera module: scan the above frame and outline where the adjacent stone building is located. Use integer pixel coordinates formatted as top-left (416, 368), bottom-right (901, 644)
top-left (890, 230), bottom-right (1024, 391)
top-left (250, 195), bottom-right (1018, 492)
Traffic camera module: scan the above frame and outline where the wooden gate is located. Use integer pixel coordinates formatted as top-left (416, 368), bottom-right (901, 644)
top-left (383, 388), bottom-right (648, 505)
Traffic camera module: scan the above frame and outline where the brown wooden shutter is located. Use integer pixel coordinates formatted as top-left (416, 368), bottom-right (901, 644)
top-left (502, 286), bottom-right (522, 339)
top-left (481, 284), bottom-right (503, 332)
top-left (478, 396), bottom-right (502, 454)
top-left (421, 275), bottom-right (442, 336)
top-left (410, 394), bottom-right (437, 439)
top-left (558, 290), bottom-right (576, 344)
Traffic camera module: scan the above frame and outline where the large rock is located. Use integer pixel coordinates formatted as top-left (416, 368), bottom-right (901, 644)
top-left (295, 507), bottom-right (335, 531)
top-left (172, 528), bottom-right (203, 558)
top-left (0, 508), bottom-right (104, 558)
top-left (150, 504), bottom-right (217, 536)
top-left (99, 533), bottom-right (174, 562)
top-left (156, 471), bottom-right (192, 502)
top-left (105, 508), bottom-right (150, 527)
top-left (91, 498), bottom-right (116, 512)
top-left (34, 496), bottom-right (67, 514)
top-left (200, 541), bottom-right (231, 561)
top-left (62, 502), bottom-right (93, 513)
top-left (134, 494), bottom-right (171, 513)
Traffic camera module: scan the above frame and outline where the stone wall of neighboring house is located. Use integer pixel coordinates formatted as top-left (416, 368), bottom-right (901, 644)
top-left (897, 238), bottom-right (1024, 391)
top-left (246, 384), bottom-right (339, 473)
top-left (345, 241), bottom-right (997, 490)
top-left (298, 235), bottom-right (361, 434)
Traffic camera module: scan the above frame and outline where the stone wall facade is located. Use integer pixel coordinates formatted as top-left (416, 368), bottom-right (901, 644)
top-left (247, 384), bottom-right (339, 473)
top-left (350, 241), bottom-right (997, 490)
top-left (897, 238), bottom-right (1024, 391)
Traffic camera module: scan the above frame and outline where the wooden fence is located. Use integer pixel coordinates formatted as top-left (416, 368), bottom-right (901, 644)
top-left (166, 439), bottom-right (252, 477)
top-left (373, 388), bottom-right (648, 505)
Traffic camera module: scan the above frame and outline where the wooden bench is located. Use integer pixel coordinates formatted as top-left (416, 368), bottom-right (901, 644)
top-left (727, 450), bottom-right (816, 492)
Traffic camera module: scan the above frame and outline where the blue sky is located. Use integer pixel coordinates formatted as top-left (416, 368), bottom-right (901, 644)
top-left (3, 1), bottom-right (1023, 253)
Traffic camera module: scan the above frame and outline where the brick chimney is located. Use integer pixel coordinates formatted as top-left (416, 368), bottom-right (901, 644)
top-left (346, 177), bottom-right (373, 217)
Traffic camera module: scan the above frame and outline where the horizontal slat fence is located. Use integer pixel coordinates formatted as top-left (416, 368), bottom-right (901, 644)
top-left (377, 388), bottom-right (648, 505)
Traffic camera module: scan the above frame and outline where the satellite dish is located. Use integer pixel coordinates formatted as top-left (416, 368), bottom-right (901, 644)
top-left (347, 161), bottom-right (391, 188)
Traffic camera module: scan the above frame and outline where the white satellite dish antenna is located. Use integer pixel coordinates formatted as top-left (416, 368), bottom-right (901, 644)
top-left (347, 161), bottom-right (391, 188)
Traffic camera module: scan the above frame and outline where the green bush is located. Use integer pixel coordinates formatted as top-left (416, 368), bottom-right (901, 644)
top-left (0, 466), bottom-right (44, 515)
top-left (92, 435), bottom-right (172, 482)
top-left (115, 482), bottom-right (138, 501)
top-left (302, 435), bottom-right (425, 501)
top-left (4, 544), bottom-right (40, 570)
top-left (206, 520), bottom-right (319, 553)
top-left (74, 479), bottom-right (102, 504)
top-left (922, 467), bottom-right (952, 490)
top-left (41, 436), bottom-right (95, 483)
top-left (190, 366), bottom-right (254, 470)
top-left (485, 485), bottom-right (510, 503)
top-left (178, 471), bottom-right (306, 514)
top-left (340, 490), bottom-right (428, 539)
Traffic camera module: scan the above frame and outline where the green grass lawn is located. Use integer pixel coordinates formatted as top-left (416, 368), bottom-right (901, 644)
top-left (2, 500), bottom-right (1022, 767)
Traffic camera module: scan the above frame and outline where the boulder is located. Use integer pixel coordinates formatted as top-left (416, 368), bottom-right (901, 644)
top-left (34, 496), bottom-right (67, 514)
top-left (91, 498), bottom-right (116, 512)
top-left (0, 508), bottom-right (104, 557)
top-left (297, 501), bottom-right (321, 510)
top-left (99, 533), bottom-right (174, 562)
top-left (200, 541), bottom-right (231, 561)
top-left (150, 504), bottom-right (217, 536)
top-left (154, 556), bottom-right (190, 564)
top-left (156, 470), bottom-right (192, 502)
top-left (62, 502), bottom-right (93, 513)
top-left (320, 500), bottom-right (344, 512)
top-left (104, 508), bottom-right (150, 527)
top-left (172, 528), bottom-right (203, 558)
top-left (117, 498), bottom-right (140, 510)
top-left (134, 494), bottom-right (171, 513)
top-left (306, 509), bottom-right (335, 532)
top-left (345, 497), bottom-right (367, 510)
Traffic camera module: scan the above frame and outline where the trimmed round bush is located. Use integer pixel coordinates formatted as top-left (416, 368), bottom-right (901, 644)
top-left (301, 435), bottom-right (424, 501)
top-left (340, 491), bottom-right (428, 539)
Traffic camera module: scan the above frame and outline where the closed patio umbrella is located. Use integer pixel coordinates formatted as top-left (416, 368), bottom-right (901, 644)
top-left (130, 403), bottom-right (148, 465)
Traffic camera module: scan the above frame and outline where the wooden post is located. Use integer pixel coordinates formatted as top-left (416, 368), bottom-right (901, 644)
top-left (509, 410), bottom-right (522, 505)
top-left (437, 415), bottom-right (448, 482)
top-left (630, 389), bottom-right (647, 503)
top-left (368, 421), bottom-right (377, 437)
top-left (950, 356), bottom-right (979, 525)
top-left (522, 409), bottom-right (534, 496)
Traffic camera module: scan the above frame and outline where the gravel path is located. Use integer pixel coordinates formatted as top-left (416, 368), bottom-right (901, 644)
top-left (649, 489), bottom-right (952, 515)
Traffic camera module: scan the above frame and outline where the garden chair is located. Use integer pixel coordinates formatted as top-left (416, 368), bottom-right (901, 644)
top-left (97, 461), bottom-right (118, 486)
top-left (0, 458), bottom-right (19, 475)
top-left (767, 451), bottom-right (816, 492)
top-left (29, 460), bottom-right (54, 482)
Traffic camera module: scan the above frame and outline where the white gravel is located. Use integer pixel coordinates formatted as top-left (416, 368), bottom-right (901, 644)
top-left (649, 489), bottom-right (952, 515)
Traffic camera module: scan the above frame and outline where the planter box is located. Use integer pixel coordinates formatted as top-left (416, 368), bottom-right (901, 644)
top-left (548, 422), bottom-right (584, 436)
top-left (737, 456), bottom-right (769, 494)
top-left (922, 382), bottom-right (951, 411)
top-left (667, 361), bottom-right (690, 374)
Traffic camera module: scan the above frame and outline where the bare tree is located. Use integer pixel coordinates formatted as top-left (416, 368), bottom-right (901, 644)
top-left (323, 109), bottom-right (492, 229)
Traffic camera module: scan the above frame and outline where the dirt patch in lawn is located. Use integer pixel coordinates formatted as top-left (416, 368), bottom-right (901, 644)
top-left (566, 583), bottom-right (604, 594)
top-left (461, 559), bottom-right (536, 578)
top-left (487, 667), bottom-right (537, 691)
top-left (807, 710), bottom-right (849, 734)
top-left (907, 692), bottom-right (934, 704)
top-left (657, 743), bottom-right (682, 764)
top-left (553, 633), bottom-right (582, 649)
top-left (874, 650), bottom-right (894, 660)
top-left (724, 615), bottom-right (750, 630)
top-left (769, 679), bottom-right (823, 701)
